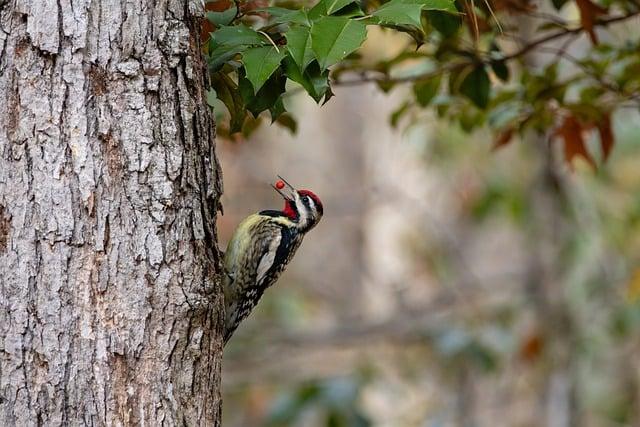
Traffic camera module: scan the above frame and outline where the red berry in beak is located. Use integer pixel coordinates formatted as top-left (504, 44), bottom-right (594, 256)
top-left (275, 180), bottom-right (285, 190)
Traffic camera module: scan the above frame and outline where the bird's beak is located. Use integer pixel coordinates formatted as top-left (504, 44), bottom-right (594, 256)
top-left (271, 175), bottom-right (296, 201)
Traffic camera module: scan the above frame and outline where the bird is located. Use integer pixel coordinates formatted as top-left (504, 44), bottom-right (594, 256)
top-left (222, 176), bottom-right (323, 344)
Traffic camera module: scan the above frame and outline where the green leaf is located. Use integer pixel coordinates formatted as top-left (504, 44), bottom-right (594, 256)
top-left (242, 46), bottom-right (286, 92)
top-left (275, 114), bottom-right (298, 134)
top-left (413, 75), bottom-right (441, 106)
top-left (311, 17), bottom-right (367, 70)
top-left (373, 1), bottom-right (424, 29)
top-left (331, 3), bottom-right (365, 18)
top-left (208, 43), bottom-right (247, 71)
top-left (309, 0), bottom-right (357, 19)
top-left (376, 79), bottom-right (395, 93)
top-left (210, 71), bottom-right (246, 133)
top-left (286, 26), bottom-right (315, 71)
top-left (426, 10), bottom-right (460, 36)
top-left (488, 102), bottom-right (523, 128)
top-left (551, 0), bottom-right (569, 10)
top-left (283, 57), bottom-right (330, 103)
top-left (258, 7), bottom-right (310, 25)
top-left (491, 60), bottom-right (509, 82)
top-left (239, 70), bottom-right (287, 117)
top-left (460, 66), bottom-right (490, 109)
top-left (390, 101), bottom-right (410, 127)
top-left (373, 0), bottom-right (456, 29)
top-left (270, 98), bottom-right (286, 122)
top-left (326, 0), bottom-right (356, 14)
top-left (212, 24), bottom-right (266, 46)
top-left (410, 0), bottom-right (457, 12)
top-left (206, 7), bottom-right (237, 27)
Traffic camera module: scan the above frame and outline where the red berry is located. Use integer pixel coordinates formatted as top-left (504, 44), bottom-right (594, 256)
top-left (275, 180), bottom-right (285, 190)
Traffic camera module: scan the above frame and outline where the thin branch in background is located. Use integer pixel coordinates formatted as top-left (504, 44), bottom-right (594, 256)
top-left (483, 0), bottom-right (503, 34)
top-left (526, 10), bottom-right (571, 26)
top-left (333, 11), bottom-right (640, 86)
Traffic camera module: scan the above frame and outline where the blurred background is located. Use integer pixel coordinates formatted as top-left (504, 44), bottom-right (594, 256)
top-left (216, 8), bottom-right (640, 427)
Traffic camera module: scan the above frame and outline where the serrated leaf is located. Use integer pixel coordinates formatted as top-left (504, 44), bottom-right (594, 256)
top-left (206, 7), bottom-right (237, 26)
top-left (212, 24), bottom-right (266, 46)
top-left (311, 17), bottom-right (367, 70)
top-left (411, 0), bottom-right (457, 12)
top-left (239, 70), bottom-right (287, 117)
top-left (286, 26), bottom-right (315, 71)
top-left (242, 46), bottom-right (286, 92)
top-left (326, 0), bottom-right (356, 14)
top-left (374, 0), bottom-right (456, 29)
top-left (309, 0), bottom-right (357, 19)
top-left (257, 7), bottom-right (310, 25)
top-left (283, 57), bottom-right (329, 102)
top-left (373, 1), bottom-right (424, 28)
top-left (330, 3), bottom-right (365, 18)
top-left (208, 43), bottom-right (247, 71)
top-left (460, 66), bottom-right (490, 109)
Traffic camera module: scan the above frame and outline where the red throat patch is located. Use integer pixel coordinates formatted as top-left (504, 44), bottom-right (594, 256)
top-left (282, 200), bottom-right (297, 219)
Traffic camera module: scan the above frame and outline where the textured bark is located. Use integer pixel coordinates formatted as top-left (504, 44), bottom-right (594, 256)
top-left (0, 0), bottom-right (224, 425)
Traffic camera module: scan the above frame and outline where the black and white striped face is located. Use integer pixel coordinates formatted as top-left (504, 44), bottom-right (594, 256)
top-left (294, 190), bottom-right (323, 232)
top-left (272, 176), bottom-right (323, 232)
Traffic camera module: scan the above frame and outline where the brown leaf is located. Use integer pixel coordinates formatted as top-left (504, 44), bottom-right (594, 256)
top-left (554, 115), bottom-right (595, 168)
top-left (240, 0), bottom-right (269, 13)
top-left (490, 0), bottom-right (536, 14)
top-left (519, 331), bottom-right (544, 363)
top-left (575, 0), bottom-right (607, 44)
top-left (493, 128), bottom-right (514, 150)
top-left (596, 113), bottom-right (614, 161)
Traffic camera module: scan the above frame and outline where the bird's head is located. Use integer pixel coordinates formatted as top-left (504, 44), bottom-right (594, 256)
top-left (272, 176), bottom-right (323, 232)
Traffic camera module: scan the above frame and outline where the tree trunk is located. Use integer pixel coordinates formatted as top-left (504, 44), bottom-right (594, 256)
top-left (0, 0), bottom-right (224, 425)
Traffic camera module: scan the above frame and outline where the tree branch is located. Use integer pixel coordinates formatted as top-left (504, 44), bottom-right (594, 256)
top-left (333, 11), bottom-right (640, 87)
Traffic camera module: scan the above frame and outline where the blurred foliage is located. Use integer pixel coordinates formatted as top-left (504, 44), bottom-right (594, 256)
top-left (265, 377), bottom-right (371, 427)
top-left (204, 0), bottom-right (640, 168)
top-left (213, 0), bottom-right (640, 425)
top-left (221, 110), bottom-right (640, 426)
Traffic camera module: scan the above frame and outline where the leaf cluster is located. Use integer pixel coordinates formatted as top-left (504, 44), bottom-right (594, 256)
top-left (204, 0), bottom-right (458, 136)
top-left (204, 0), bottom-right (640, 166)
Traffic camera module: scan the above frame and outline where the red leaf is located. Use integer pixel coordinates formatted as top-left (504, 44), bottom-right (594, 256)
top-left (554, 115), bottom-right (595, 168)
top-left (206, 0), bottom-right (233, 12)
top-left (519, 331), bottom-right (544, 363)
top-left (493, 128), bottom-right (514, 150)
top-left (575, 0), bottom-right (607, 44)
top-left (241, 0), bottom-right (269, 13)
top-left (596, 113), bottom-right (614, 161)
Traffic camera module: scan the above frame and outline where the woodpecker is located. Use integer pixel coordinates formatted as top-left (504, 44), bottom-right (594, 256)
top-left (223, 176), bottom-right (323, 344)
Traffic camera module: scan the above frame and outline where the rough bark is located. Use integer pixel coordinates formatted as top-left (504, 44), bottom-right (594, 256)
top-left (0, 0), bottom-right (224, 425)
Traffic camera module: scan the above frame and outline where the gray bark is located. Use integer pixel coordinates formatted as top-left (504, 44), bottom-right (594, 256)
top-left (0, 0), bottom-right (224, 425)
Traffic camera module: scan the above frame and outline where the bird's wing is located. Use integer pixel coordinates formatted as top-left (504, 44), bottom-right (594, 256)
top-left (255, 231), bottom-right (282, 285)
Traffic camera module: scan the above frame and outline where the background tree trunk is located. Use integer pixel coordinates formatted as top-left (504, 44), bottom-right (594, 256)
top-left (0, 0), bottom-right (224, 425)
